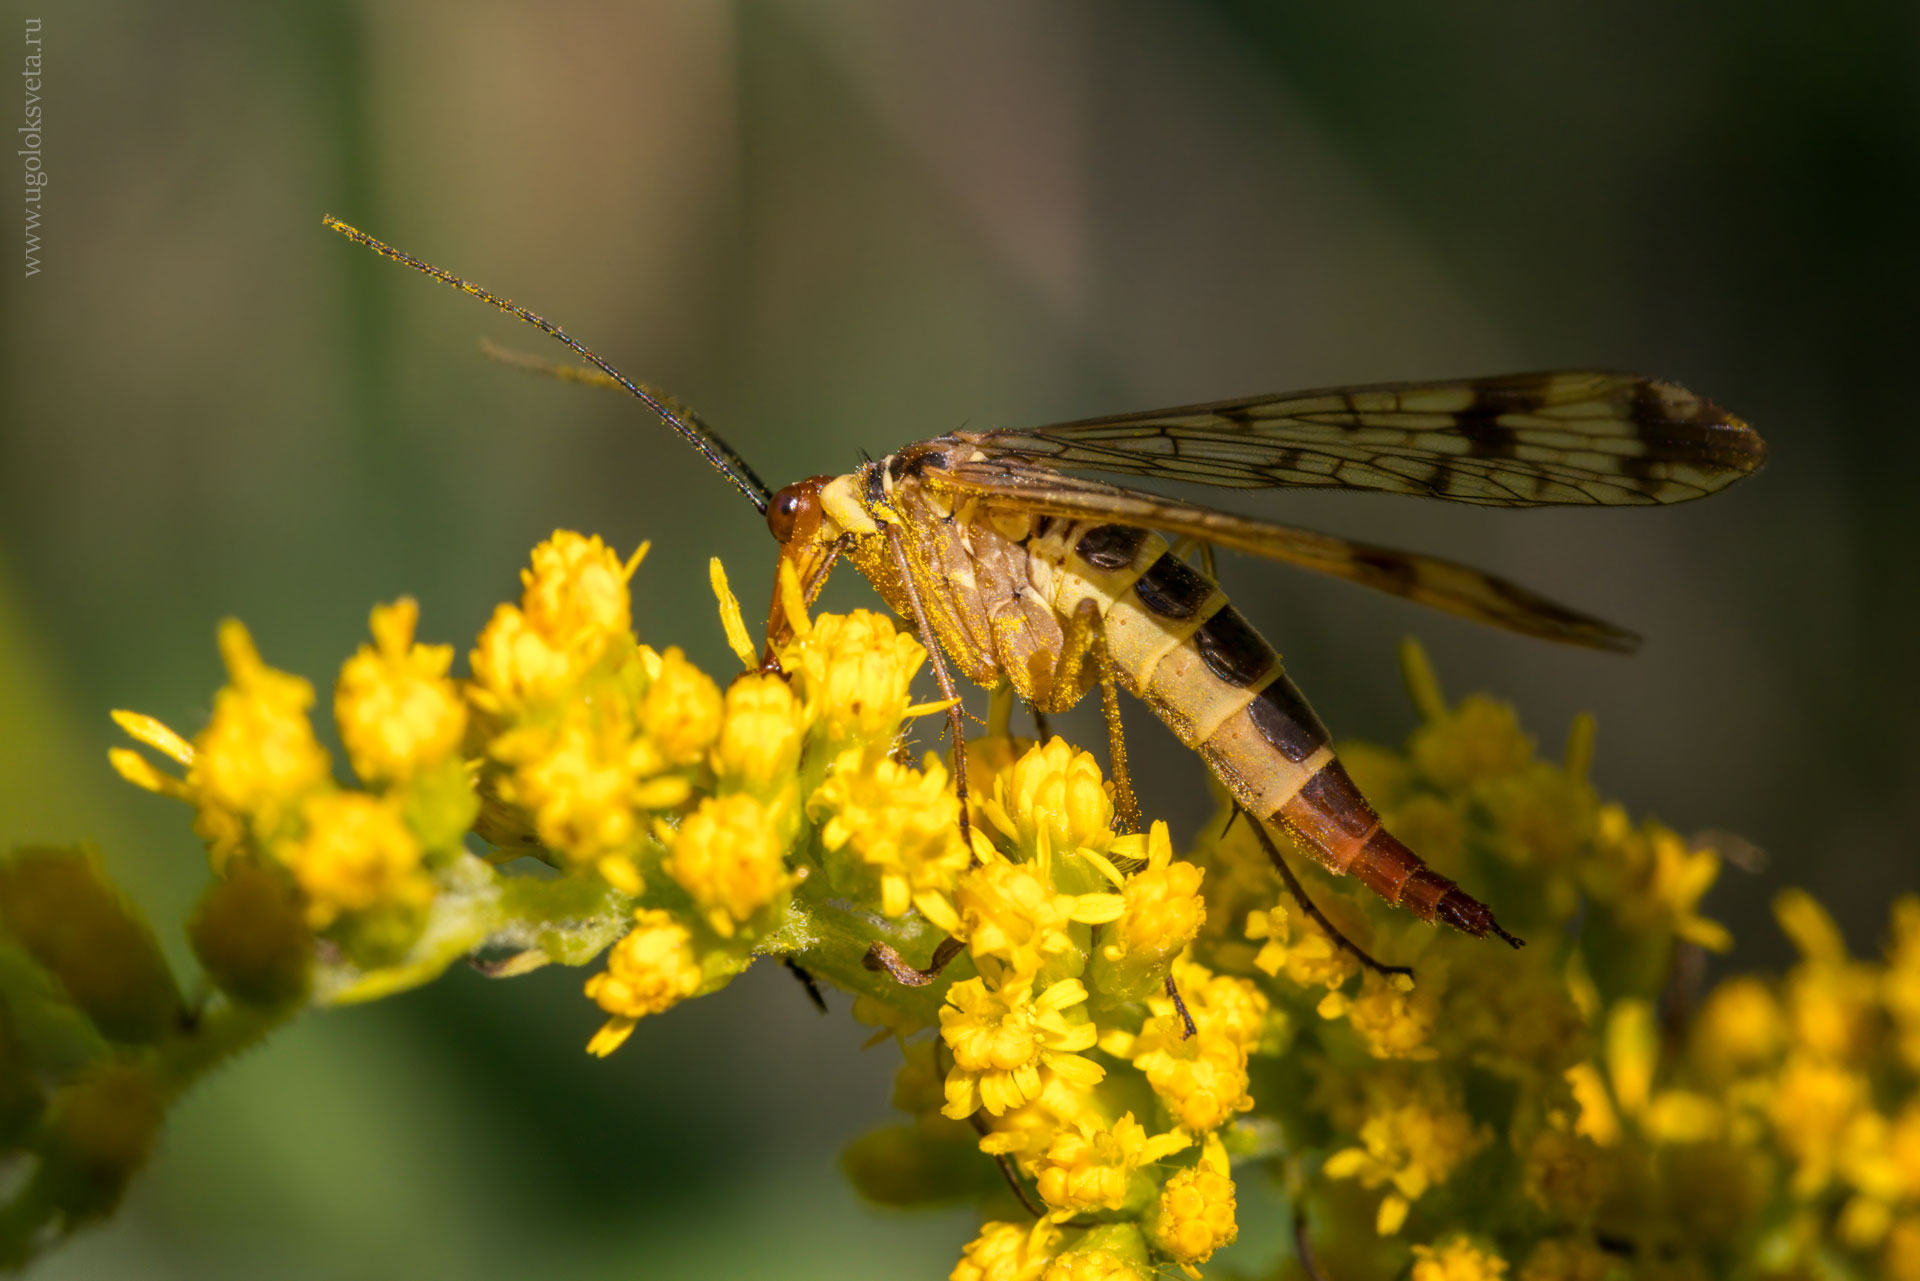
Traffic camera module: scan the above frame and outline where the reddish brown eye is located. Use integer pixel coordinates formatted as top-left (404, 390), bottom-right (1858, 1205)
top-left (767, 481), bottom-right (820, 545)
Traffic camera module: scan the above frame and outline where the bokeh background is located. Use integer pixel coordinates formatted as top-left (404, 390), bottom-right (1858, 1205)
top-left (3, 3), bottom-right (1918, 1276)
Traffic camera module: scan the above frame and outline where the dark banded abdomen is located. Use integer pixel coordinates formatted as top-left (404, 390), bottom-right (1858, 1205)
top-left (1051, 524), bottom-right (1512, 942)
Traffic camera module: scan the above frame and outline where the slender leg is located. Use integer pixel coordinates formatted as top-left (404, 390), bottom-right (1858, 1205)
top-left (1246, 809), bottom-right (1413, 980)
top-left (936, 1037), bottom-right (1048, 1219)
top-left (1031, 706), bottom-right (1051, 742)
top-left (783, 957), bottom-right (828, 1013)
top-left (886, 524), bottom-right (974, 858)
top-left (1097, 651), bottom-right (1142, 837)
top-left (863, 936), bottom-right (966, 986)
top-left (803, 536), bottom-right (848, 605)
top-left (1049, 599), bottom-right (1142, 836)
top-left (991, 1154), bottom-right (1046, 1219)
top-left (1164, 974), bottom-right (1197, 1040)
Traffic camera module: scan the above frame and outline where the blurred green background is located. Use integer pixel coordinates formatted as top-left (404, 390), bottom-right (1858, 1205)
top-left (3, 2), bottom-right (1917, 1276)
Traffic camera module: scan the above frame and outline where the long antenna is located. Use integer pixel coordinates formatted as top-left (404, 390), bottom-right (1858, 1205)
top-left (323, 215), bottom-right (772, 514)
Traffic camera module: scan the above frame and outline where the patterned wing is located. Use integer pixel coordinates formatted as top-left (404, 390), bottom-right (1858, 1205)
top-left (927, 459), bottom-right (1639, 650)
top-left (972, 370), bottom-right (1765, 507)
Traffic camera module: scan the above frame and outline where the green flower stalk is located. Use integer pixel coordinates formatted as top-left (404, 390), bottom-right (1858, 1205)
top-left (1, 528), bottom-right (1914, 1280)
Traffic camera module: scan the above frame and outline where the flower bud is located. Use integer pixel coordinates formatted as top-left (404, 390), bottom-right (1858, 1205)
top-left (35, 1064), bottom-right (163, 1221)
top-left (188, 861), bottom-right (311, 1007)
top-left (0, 847), bottom-right (182, 1045)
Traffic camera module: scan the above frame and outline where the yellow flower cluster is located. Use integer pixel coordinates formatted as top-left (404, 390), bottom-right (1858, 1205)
top-left (110, 600), bottom-right (471, 949)
top-left (74, 534), bottom-right (1920, 1281)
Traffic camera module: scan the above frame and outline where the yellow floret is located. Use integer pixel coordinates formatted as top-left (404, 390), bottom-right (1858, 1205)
top-left (955, 844), bottom-right (1122, 987)
top-left (663, 792), bottom-right (796, 938)
top-left (706, 557), bottom-right (758, 671)
top-left (1040, 1249), bottom-right (1143, 1281)
top-left (1583, 808), bottom-right (1731, 951)
top-left (1323, 968), bottom-right (1439, 1062)
top-left (1092, 821), bottom-right (1204, 1001)
top-left (640, 647), bottom-right (722, 767)
top-left (1410, 1236), bottom-right (1509, 1281)
top-left (1321, 1069), bottom-right (1488, 1235)
top-left (195, 620), bottom-right (334, 857)
top-left (1692, 975), bottom-right (1787, 1084)
top-left (1245, 897), bottom-right (1363, 992)
top-left (489, 701), bottom-right (661, 868)
top-left (939, 976), bottom-right (1104, 1119)
top-left (1146, 1154), bottom-right (1238, 1277)
top-left (1408, 693), bottom-right (1533, 789)
top-left (782, 608), bottom-right (928, 746)
top-left (284, 791), bottom-right (431, 928)
top-left (1769, 1052), bottom-right (1868, 1196)
top-left (468, 602), bottom-right (577, 710)
top-left (976, 1074), bottom-right (1108, 1171)
top-left (712, 672), bottom-right (806, 796)
top-left (1029, 1112), bottom-right (1189, 1219)
top-left (811, 749), bottom-right (969, 924)
top-left (468, 533), bottom-right (645, 712)
top-left (520, 531), bottom-right (643, 647)
top-left (334, 598), bottom-right (466, 784)
top-left (951, 1220), bottom-right (1059, 1281)
top-left (1130, 963), bottom-right (1264, 1133)
top-left (983, 737), bottom-right (1118, 859)
top-left (584, 908), bottom-right (704, 1056)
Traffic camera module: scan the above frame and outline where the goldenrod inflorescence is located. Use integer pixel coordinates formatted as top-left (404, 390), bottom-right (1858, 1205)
top-left (2, 528), bottom-right (1915, 1279)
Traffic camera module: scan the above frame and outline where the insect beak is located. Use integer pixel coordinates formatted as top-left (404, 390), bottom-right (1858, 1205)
top-left (760, 531), bottom-right (841, 669)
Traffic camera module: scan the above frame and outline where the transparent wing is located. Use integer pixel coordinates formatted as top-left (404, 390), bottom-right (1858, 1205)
top-left (972, 370), bottom-right (1765, 507)
top-left (928, 459), bottom-right (1639, 650)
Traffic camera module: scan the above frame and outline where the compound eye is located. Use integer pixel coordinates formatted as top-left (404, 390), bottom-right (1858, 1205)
top-left (767, 484), bottom-right (813, 544)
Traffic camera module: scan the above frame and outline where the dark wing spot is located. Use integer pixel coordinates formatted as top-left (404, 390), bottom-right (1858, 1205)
top-left (1193, 605), bottom-right (1275, 688)
top-left (1245, 675), bottom-right (1330, 764)
top-left (1468, 375), bottom-right (1547, 416)
top-left (1631, 380), bottom-right (1767, 474)
top-left (1349, 548), bottom-right (1421, 594)
top-left (1131, 553), bottom-right (1212, 620)
top-left (1075, 524), bottom-right (1150, 571)
top-left (1452, 412), bottom-right (1518, 459)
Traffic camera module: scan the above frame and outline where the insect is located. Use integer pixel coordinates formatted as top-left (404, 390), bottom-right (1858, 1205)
top-left (326, 216), bottom-right (1766, 957)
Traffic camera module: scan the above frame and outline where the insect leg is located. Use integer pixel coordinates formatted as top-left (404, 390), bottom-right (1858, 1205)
top-left (1164, 974), bottom-right (1197, 1041)
top-left (782, 957), bottom-right (829, 1013)
top-left (1097, 659), bottom-right (1142, 838)
top-left (863, 936), bottom-right (966, 986)
top-left (1046, 599), bottom-right (1143, 836)
top-left (1245, 808), bottom-right (1414, 981)
top-left (932, 1036), bottom-right (1047, 1217)
top-left (1031, 706), bottom-right (1051, 742)
top-left (885, 524), bottom-right (975, 858)
top-left (989, 1153), bottom-right (1046, 1219)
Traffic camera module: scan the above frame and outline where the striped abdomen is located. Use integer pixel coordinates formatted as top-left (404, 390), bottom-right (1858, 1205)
top-left (1043, 522), bottom-right (1514, 942)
